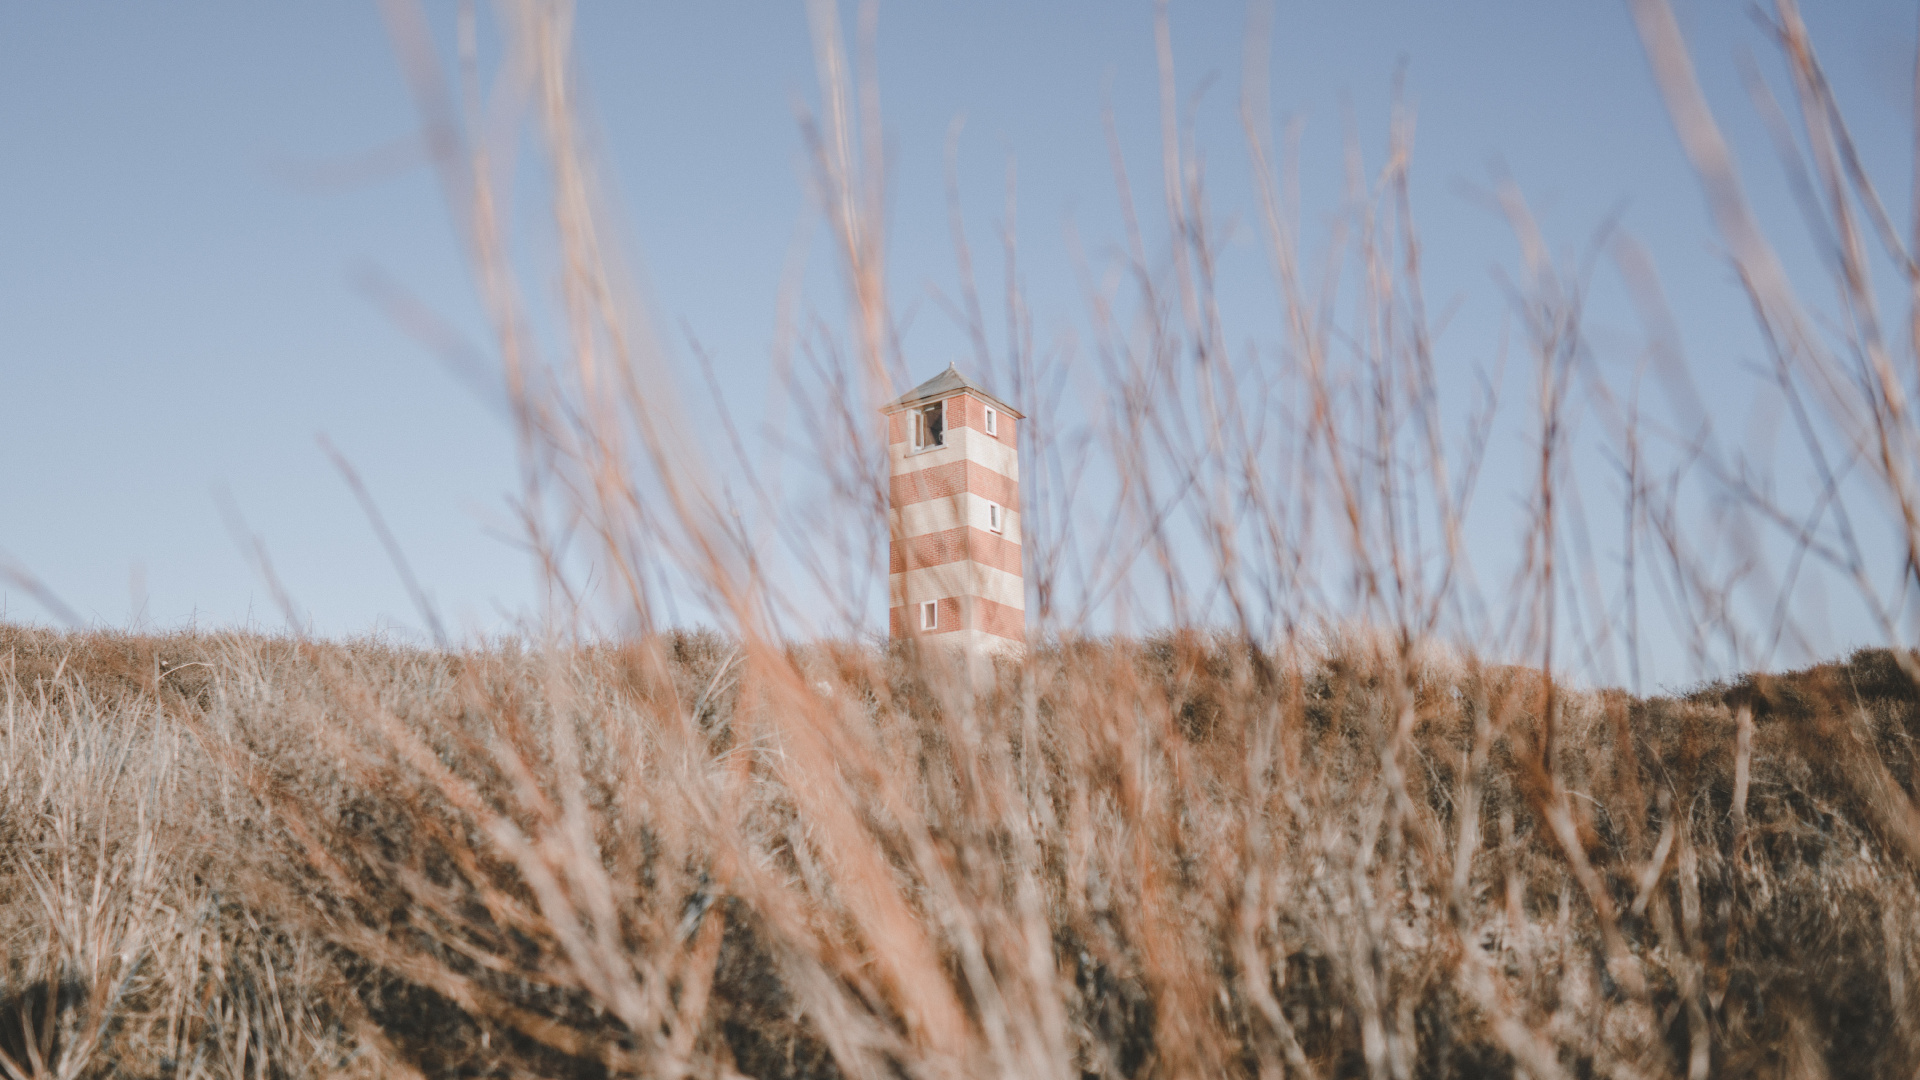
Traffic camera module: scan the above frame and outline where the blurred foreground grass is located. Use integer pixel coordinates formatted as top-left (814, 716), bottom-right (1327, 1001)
top-left (5, 624), bottom-right (1919, 1078)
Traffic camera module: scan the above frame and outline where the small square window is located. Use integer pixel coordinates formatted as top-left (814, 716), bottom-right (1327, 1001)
top-left (984, 406), bottom-right (998, 436)
top-left (920, 600), bottom-right (938, 630)
top-left (987, 502), bottom-right (1004, 534)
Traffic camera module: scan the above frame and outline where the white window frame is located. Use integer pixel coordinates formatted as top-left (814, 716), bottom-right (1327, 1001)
top-left (911, 399), bottom-right (947, 452)
top-left (987, 501), bottom-right (1004, 534)
top-left (984, 406), bottom-right (998, 436)
top-left (919, 600), bottom-right (938, 630)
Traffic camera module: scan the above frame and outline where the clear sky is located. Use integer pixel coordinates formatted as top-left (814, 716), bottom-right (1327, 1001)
top-left (2, 3), bottom-right (1914, 674)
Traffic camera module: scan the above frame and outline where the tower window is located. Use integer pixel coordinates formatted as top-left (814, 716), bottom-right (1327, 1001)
top-left (987, 502), bottom-right (1004, 534)
top-left (912, 400), bottom-right (945, 450)
top-left (984, 406), bottom-right (998, 436)
top-left (920, 600), bottom-right (938, 630)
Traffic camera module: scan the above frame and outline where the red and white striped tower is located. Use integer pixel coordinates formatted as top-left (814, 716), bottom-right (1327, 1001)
top-left (883, 365), bottom-right (1026, 656)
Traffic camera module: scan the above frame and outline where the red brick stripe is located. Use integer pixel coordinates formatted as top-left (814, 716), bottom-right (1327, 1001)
top-left (886, 597), bottom-right (1026, 642)
top-left (890, 528), bottom-right (966, 574)
top-left (890, 460), bottom-right (1017, 509)
top-left (889, 527), bottom-right (1022, 576)
top-left (888, 596), bottom-right (963, 636)
top-left (887, 392), bottom-right (1018, 448)
top-left (943, 393), bottom-right (1018, 447)
top-left (974, 597), bottom-right (1027, 642)
top-left (969, 529), bottom-right (1023, 575)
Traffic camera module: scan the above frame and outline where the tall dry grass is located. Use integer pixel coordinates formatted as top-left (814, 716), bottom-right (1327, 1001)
top-left (6, 0), bottom-right (1920, 1077)
top-left (7, 627), bottom-right (1920, 1078)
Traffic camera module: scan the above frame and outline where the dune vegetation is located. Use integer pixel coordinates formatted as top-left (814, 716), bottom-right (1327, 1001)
top-left (7, 0), bottom-right (1920, 1076)
top-left (5, 628), bottom-right (1920, 1078)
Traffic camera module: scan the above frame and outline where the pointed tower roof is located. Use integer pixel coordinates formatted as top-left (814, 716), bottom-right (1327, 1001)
top-left (880, 363), bottom-right (1024, 418)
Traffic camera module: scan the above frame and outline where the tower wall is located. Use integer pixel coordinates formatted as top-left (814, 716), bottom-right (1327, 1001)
top-left (885, 389), bottom-right (1025, 652)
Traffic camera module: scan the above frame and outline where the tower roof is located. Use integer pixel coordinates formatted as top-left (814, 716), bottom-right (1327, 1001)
top-left (881, 363), bottom-right (1024, 418)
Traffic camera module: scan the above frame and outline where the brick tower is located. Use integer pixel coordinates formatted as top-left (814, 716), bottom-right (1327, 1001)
top-left (883, 365), bottom-right (1026, 656)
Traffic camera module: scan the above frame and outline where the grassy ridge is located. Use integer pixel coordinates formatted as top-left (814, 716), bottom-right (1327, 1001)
top-left (5, 624), bottom-right (1918, 1078)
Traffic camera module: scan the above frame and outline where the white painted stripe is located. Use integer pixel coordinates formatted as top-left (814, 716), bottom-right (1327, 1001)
top-left (889, 427), bottom-right (1018, 480)
top-left (917, 628), bottom-right (1027, 658)
top-left (888, 494), bottom-right (1022, 544)
top-left (890, 562), bottom-right (1025, 609)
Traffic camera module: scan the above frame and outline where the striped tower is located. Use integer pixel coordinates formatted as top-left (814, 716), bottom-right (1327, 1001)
top-left (883, 365), bottom-right (1026, 656)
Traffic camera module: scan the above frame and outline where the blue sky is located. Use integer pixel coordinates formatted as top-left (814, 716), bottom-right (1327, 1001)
top-left (2, 3), bottom-right (1914, 677)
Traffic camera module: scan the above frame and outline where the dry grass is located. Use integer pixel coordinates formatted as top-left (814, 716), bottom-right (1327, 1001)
top-left (8, 0), bottom-right (1920, 1075)
top-left (3, 626), bottom-right (1920, 1078)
